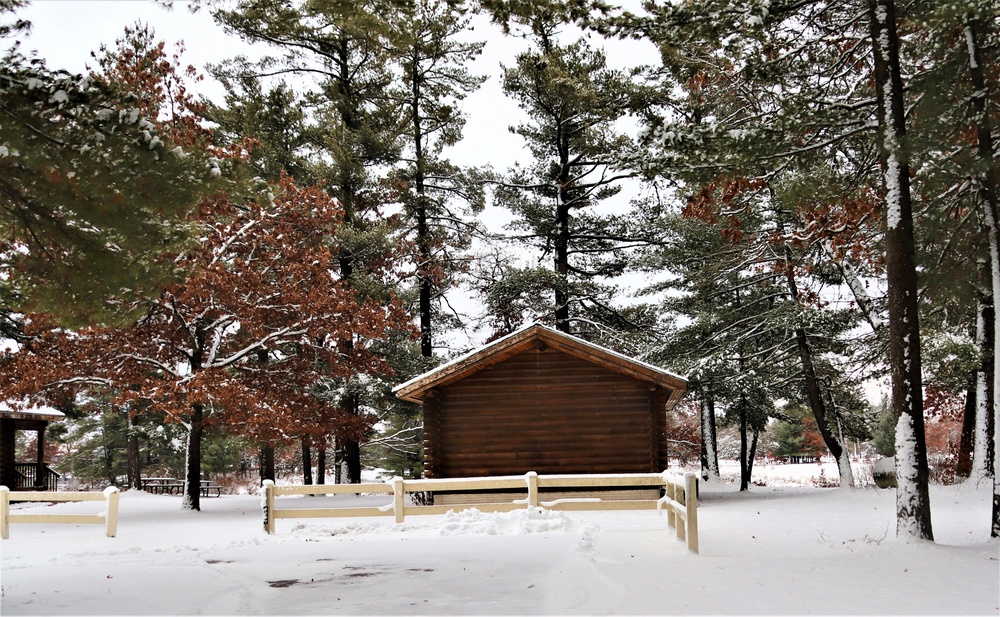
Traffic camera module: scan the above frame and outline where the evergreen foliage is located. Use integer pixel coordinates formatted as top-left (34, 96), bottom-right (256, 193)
top-left (491, 16), bottom-right (649, 338)
top-left (0, 7), bottom-right (228, 327)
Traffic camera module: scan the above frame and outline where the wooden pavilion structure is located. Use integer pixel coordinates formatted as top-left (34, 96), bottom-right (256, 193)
top-left (0, 405), bottom-right (64, 490)
top-left (394, 324), bottom-right (687, 495)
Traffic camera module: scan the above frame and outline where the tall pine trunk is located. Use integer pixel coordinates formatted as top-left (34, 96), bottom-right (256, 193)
top-left (260, 443), bottom-right (275, 485)
top-left (317, 439), bottom-right (327, 485)
top-left (739, 393), bottom-right (757, 491)
top-left (958, 372), bottom-right (976, 479)
top-left (869, 0), bottom-right (933, 540)
top-left (302, 439), bottom-right (313, 487)
top-left (700, 395), bottom-right (721, 482)
top-left (971, 296), bottom-right (995, 480)
top-left (339, 248), bottom-right (362, 484)
top-left (554, 183), bottom-right (571, 333)
top-left (962, 12), bottom-right (1000, 537)
top-left (411, 55), bottom-right (434, 358)
top-left (126, 413), bottom-right (141, 491)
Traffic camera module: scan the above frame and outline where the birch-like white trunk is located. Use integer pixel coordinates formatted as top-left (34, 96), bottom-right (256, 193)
top-left (962, 13), bottom-right (1000, 538)
top-left (869, 0), bottom-right (933, 539)
top-left (701, 400), bottom-right (721, 482)
top-left (971, 299), bottom-right (992, 481)
top-left (990, 221), bottom-right (1000, 538)
top-left (837, 449), bottom-right (855, 491)
top-left (180, 427), bottom-right (194, 511)
top-left (982, 182), bottom-right (1000, 537)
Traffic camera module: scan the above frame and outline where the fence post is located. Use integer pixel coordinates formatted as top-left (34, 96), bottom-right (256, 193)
top-left (525, 471), bottom-right (538, 507)
top-left (685, 472), bottom-right (699, 554)
top-left (0, 486), bottom-right (9, 540)
top-left (104, 486), bottom-right (120, 538)
top-left (675, 478), bottom-right (686, 543)
top-left (392, 477), bottom-right (405, 523)
top-left (665, 479), bottom-right (676, 530)
top-left (262, 480), bottom-right (275, 534)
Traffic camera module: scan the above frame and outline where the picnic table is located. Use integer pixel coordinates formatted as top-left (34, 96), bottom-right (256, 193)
top-left (200, 480), bottom-right (223, 497)
top-left (141, 478), bottom-right (184, 494)
top-left (141, 478), bottom-right (224, 496)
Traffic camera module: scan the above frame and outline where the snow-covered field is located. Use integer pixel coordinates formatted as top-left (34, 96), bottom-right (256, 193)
top-left (1, 467), bottom-right (997, 615)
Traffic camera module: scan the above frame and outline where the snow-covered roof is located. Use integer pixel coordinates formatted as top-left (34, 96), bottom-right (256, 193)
top-left (0, 400), bottom-right (66, 422)
top-left (393, 322), bottom-right (687, 407)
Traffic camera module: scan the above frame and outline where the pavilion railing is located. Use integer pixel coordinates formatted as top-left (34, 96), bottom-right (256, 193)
top-left (14, 463), bottom-right (61, 491)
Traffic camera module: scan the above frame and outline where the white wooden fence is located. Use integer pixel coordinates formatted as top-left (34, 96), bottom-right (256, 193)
top-left (658, 472), bottom-right (700, 553)
top-left (0, 486), bottom-right (120, 539)
top-left (262, 471), bottom-right (699, 553)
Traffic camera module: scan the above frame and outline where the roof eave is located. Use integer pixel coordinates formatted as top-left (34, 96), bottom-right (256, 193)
top-left (394, 324), bottom-right (688, 404)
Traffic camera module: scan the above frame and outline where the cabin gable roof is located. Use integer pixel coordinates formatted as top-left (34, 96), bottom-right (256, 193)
top-left (393, 323), bottom-right (687, 407)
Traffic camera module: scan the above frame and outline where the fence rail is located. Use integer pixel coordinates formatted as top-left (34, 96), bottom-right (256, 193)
top-left (0, 486), bottom-right (120, 539)
top-left (262, 471), bottom-right (699, 553)
top-left (658, 472), bottom-right (700, 553)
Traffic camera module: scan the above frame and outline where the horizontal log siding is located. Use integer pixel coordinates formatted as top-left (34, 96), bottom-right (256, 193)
top-left (435, 348), bottom-right (660, 477)
top-left (654, 388), bottom-right (671, 471)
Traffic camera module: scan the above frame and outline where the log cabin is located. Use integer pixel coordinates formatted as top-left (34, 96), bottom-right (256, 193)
top-left (393, 324), bottom-right (687, 503)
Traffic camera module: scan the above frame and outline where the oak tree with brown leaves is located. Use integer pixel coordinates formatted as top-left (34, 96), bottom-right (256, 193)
top-left (2, 177), bottom-right (412, 510)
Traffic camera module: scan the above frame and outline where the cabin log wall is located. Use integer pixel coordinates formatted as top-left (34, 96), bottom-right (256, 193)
top-left (430, 347), bottom-right (667, 478)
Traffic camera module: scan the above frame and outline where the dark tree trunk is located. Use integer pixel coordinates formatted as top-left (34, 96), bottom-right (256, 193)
top-left (345, 439), bottom-right (361, 484)
top-left (973, 295), bottom-right (996, 478)
top-left (418, 201), bottom-right (433, 357)
top-left (260, 443), bottom-right (275, 485)
top-left (317, 439), bottom-right (327, 485)
top-left (554, 121), bottom-right (571, 333)
top-left (126, 413), bottom-right (141, 490)
top-left (739, 393), bottom-right (751, 491)
top-left (963, 13), bottom-right (1000, 537)
top-left (869, 0), bottom-right (933, 540)
top-left (337, 247), bottom-right (362, 484)
top-left (554, 195), bottom-right (571, 333)
top-left (184, 403), bottom-right (204, 511)
top-left (412, 58), bottom-right (434, 358)
top-left (302, 438), bottom-right (313, 487)
top-left (958, 373), bottom-right (976, 479)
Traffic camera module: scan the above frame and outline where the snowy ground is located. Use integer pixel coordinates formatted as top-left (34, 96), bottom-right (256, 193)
top-left (1, 466), bottom-right (997, 615)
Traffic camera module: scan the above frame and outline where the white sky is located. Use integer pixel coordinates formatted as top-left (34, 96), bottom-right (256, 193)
top-left (17, 0), bottom-right (659, 170)
top-left (17, 0), bottom-right (531, 171)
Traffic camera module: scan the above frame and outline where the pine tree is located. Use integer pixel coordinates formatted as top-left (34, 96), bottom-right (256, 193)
top-left (0, 5), bottom-right (227, 328)
top-left (601, 0), bottom-right (942, 529)
top-left (493, 16), bottom-right (645, 336)
top-left (207, 74), bottom-right (315, 184)
top-left (867, 0), bottom-right (933, 540)
top-left (641, 213), bottom-right (786, 490)
top-left (388, 0), bottom-right (486, 358)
